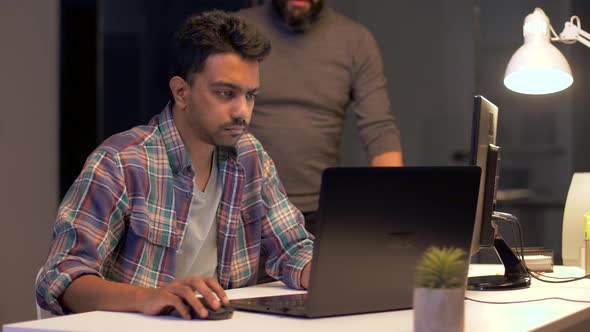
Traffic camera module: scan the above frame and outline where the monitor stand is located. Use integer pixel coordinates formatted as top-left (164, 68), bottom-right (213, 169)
top-left (467, 214), bottom-right (531, 291)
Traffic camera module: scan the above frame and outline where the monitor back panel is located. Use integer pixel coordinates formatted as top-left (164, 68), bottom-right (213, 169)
top-left (305, 166), bottom-right (480, 317)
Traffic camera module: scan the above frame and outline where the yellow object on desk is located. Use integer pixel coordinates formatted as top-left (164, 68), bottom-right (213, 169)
top-left (585, 212), bottom-right (590, 274)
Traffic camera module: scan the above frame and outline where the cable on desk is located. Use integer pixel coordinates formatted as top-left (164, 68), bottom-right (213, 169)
top-left (465, 296), bottom-right (590, 305)
top-left (530, 269), bottom-right (590, 280)
top-left (494, 213), bottom-right (590, 283)
top-left (529, 272), bottom-right (590, 283)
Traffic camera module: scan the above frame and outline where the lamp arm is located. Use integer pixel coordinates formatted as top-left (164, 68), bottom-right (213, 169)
top-left (575, 26), bottom-right (590, 48)
top-left (558, 16), bottom-right (590, 48)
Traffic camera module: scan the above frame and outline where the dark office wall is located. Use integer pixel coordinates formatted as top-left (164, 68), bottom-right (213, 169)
top-left (572, 0), bottom-right (590, 172)
top-left (60, 0), bottom-right (97, 199)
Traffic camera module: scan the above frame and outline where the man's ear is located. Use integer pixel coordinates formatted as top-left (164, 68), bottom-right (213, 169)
top-left (169, 76), bottom-right (189, 109)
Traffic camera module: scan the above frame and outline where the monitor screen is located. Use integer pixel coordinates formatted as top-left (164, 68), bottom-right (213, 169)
top-left (469, 95), bottom-right (499, 255)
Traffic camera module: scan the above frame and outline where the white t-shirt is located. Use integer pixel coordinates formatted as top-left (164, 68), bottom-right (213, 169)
top-left (175, 152), bottom-right (223, 279)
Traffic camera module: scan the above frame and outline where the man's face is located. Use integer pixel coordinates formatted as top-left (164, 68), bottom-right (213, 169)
top-left (272, 0), bottom-right (324, 32)
top-left (183, 53), bottom-right (259, 147)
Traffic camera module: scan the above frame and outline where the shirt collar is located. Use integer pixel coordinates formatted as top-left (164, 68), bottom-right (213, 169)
top-left (154, 102), bottom-right (238, 175)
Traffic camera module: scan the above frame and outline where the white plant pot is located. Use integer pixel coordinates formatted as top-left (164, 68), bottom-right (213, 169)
top-left (413, 287), bottom-right (465, 332)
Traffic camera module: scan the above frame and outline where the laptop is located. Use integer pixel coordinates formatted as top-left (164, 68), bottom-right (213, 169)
top-left (230, 166), bottom-right (481, 318)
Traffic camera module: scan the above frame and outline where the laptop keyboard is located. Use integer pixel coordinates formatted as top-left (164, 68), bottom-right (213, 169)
top-left (238, 294), bottom-right (307, 311)
top-left (248, 293), bottom-right (308, 311)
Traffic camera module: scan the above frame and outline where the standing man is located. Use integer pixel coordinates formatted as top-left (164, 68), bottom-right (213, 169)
top-left (238, 0), bottom-right (403, 236)
top-left (36, 10), bottom-right (312, 320)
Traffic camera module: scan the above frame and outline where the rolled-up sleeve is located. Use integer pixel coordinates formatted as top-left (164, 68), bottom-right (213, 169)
top-left (36, 150), bottom-right (129, 314)
top-left (351, 27), bottom-right (402, 159)
top-left (259, 149), bottom-right (314, 289)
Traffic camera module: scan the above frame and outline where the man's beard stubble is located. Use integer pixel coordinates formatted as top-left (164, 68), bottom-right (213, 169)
top-left (215, 117), bottom-right (248, 147)
top-left (271, 0), bottom-right (324, 32)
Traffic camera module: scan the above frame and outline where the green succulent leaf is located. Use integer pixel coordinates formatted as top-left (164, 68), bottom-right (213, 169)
top-left (415, 246), bottom-right (467, 288)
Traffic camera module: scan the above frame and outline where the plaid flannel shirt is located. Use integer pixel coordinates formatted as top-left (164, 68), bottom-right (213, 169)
top-left (36, 105), bottom-right (313, 314)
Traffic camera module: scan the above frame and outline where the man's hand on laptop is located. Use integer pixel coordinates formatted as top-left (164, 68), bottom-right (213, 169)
top-left (138, 276), bottom-right (229, 319)
top-left (301, 262), bottom-right (312, 289)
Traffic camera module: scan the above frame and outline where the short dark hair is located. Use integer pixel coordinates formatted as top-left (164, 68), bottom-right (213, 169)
top-left (171, 10), bottom-right (271, 83)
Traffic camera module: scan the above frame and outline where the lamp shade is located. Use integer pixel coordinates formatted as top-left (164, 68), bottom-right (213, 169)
top-left (504, 8), bottom-right (573, 94)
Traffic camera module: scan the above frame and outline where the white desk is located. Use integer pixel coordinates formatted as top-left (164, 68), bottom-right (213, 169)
top-left (4, 265), bottom-right (590, 332)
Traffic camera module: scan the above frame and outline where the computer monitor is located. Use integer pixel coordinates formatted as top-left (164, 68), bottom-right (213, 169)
top-left (469, 95), bottom-right (499, 254)
top-left (467, 95), bottom-right (531, 291)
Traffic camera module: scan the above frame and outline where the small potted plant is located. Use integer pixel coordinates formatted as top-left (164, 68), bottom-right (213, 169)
top-left (413, 246), bottom-right (468, 332)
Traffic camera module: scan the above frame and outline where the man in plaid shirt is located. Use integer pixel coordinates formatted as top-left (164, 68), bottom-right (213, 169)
top-left (36, 10), bottom-right (313, 320)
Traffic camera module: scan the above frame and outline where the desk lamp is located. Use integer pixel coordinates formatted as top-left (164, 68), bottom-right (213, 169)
top-left (504, 8), bottom-right (589, 95)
